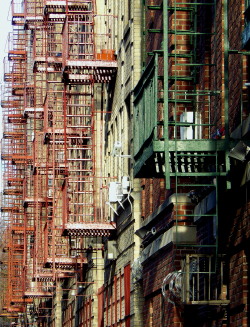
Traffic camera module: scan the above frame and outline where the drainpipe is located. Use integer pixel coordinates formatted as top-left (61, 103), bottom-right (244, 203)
top-left (223, 0), bottom-right (231, 190)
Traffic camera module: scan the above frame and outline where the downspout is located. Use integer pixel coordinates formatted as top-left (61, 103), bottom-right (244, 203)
top-left (163, 0), bottom-right (170, 190)
top-left (223, 0), bottom-right (229, 140)
top-left (223, 0), bottom-right (231, 190)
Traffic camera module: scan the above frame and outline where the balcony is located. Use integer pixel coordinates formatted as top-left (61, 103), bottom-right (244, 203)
top-left (133, 54), bottom-right (229, 186)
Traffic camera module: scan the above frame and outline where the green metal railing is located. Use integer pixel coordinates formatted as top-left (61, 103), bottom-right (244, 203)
top-left (134, 54), bottom-right (158, 161)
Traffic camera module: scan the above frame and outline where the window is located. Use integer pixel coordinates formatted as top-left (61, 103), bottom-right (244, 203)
top-left (98, 264), bottom-right (131, 327)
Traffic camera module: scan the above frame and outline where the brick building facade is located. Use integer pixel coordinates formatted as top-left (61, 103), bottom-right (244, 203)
top-left (1, 1), bottom-right (250, 326)
top-left (131, 1), bottom-right (250, 326)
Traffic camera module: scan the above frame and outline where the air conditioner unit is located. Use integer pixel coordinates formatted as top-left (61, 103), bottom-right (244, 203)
top-left (109, 182), bottom-right (123, 202)
top-left (180, 112), bottom-right (202, 140)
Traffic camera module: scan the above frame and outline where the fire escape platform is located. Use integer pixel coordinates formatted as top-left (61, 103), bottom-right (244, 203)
top-left (33, 273), bottom-right (54, 281)
top-left (46, 13), bottom-right (66, 21)
top-left (45, 1), bottom-right (93, 10)
top-left (1, 207), bottom-right (19, 212)
top-left (4, 73), bottom-right (13, 82)
top-left (154, 139), bottom-right (230, 152)
top-left (25, 16), bottom-right (44, 22)
top-left (134, 139), bottom-right (233, 178)
top-left (24, 107), bottom-right (44, 118)
top-left (3, 306), bottom-right (25, 313)
top-left (12, 227), bottom-right (34, 234)
top-left (8, 50), bottom-right (26, 61)
top-left (23, 197), bottom-right (49, 206)
top-left (63, 222), bottom-right (116, 236)
top-left (12, 88), bottom-right (24, 96)
top-left (10, 297), bottom-right (33, 304)
top-left (24, 291), bottom-right (52, 298)
top-left (0, 315), bottom-right (19, 321)
top-left (46, 256), bottom-right (87, 266)
top-left (45, 128), bottom-right (80, 135)
top-left (185, 300), bottom-right (230, 306)
top-left (12, 13), bottom-right (25, 26)
top-left (45, 0), bottom-right (84, 5)
top-left (3, 131), bottom-right (24, 139)
top-left (66, 73), bottom-right (94, 83)
top-left (8, 114), bottom-right (26, 123)
top-left (65, 60), bottom-right (117, 69)
top-left (34, 272), bottom-right (72, 280)
top-left (3, 188), bottom-right (22, 195)
top-left (34, 56), bottom-right (62, 64)
top-left (8, 177), bottom-right (24, 184)
top-left (63, 60), bottom-right (117, 83)
top-left (1, 100), bottom-right (20, 108)
top-left (33, 162), bottom-right (53, 169)
top-left (11, 155), bottom-right (33, 163)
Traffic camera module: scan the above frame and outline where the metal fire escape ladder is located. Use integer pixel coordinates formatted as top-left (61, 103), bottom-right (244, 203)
top-left (0, 15), bottom-right (31, 312)
top-left (62, 0), bottom-right (117, 237)
top-left (25, 1), bottom-right (88, 279)
top-left (161, 1), bottom-right (229, 306)
top-left (21, 0), bottom-right (56, 298)
top-left (160, 1), bottom-right (226, 258)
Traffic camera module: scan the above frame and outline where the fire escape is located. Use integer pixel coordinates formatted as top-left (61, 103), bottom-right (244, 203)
top-left (0, 12), bottom-right (31, 314)
top-left (60, 0), bottom-right (117, 237)
top-left (1, 0), bottom-right (117, 323)
top-left (134, 1), bottom-right (230, 306)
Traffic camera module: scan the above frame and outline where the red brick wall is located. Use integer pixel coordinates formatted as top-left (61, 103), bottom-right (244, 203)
top-left (226, 0), bottom-right (250, 322)
top-left (229, 251), bottom-right (248, 310)
top-left (228, 1), bottom-right (246, 132)
top-left (141, 1), bottom-right (250, 326)
top-left (226, 186), bottom-right (250, 326)
top-left (142, 247), bottom-right (184, 327)
top-left (145, 0), bottom-right (163, 65)
top-left (140, 178), bottom-right (169, 221)
top-left (210, 1), bottom-right (224, 136)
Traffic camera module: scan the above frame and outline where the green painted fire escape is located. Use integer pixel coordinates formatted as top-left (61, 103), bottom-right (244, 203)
top-left (134, 1), bottom-right (233, 259)
top-left (133, 0), bottom-right (250, 306)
